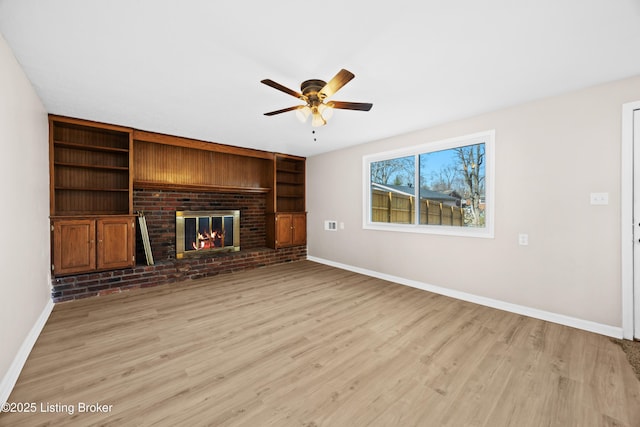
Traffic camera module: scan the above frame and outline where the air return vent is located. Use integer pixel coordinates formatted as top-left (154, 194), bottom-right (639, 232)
top-left (324, 220), bottom-right (338, 231)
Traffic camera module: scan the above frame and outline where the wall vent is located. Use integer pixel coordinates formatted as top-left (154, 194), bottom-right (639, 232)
top-left (324, 220), bottom-right (338, 231)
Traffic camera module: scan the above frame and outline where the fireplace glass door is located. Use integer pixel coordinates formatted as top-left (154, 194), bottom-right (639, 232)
top-left (176, 210), bottom-right (240, 258)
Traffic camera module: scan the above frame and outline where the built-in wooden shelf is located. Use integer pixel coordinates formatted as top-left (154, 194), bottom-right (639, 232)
top-left (133, 180), bottom-right (271, 194)
top-left (50, 116), bottom-right (133, 217)
top-left (49, 115), bottom-right (308, 277)
top-left (55, 187), bottom-right (129, 192)
top-left (276, 194), bottom-right (304, 198)
top-left (273, 154), bottom-right (305, 213)
top-left (51, 214), bottom-right (134, 219)
top-left (54, 162), bottom-right (129, 171)
top-left (53, 140), bottom-right (130, 153)
top-left (276, 165), bottom-right (305, 174)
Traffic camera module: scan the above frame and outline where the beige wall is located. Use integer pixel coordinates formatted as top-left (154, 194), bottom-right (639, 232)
top-left (0, 33), bottom-right (50, 398)
top-left (307, 75), bottom-right (640, 328)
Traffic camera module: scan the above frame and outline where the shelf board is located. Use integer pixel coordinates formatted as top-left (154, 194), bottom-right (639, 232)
top-left (134, 180), bottom-right (271, 194)
top-left (276, 166), bottom-right (304, 174)
top-left (54, 140), bottom-right (129, 154)
top-left (277, 194), bottom-right (305, 199)
top-left (276, 180), bottom-right (304, 186)
top-left (54, 162), bottom-right (129, 171)
top-left (51, 212), bottom-right (132, 218)
top-left (55, 187), bottom-right (129, 192)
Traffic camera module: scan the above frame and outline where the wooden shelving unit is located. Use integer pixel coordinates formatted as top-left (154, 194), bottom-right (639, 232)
top-left (267, 154), bottom-right (307, 248)
top-left (49, 116), bottom-right (135, 275)
top-left (48, 115), bottom-right (308, 273)
top-left (275, 154), bottom-right (305, 212)
top-left (50, 116), bottom-right (133, 216)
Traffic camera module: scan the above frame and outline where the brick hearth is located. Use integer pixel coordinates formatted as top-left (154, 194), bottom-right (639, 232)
top-left (51, 189), bottom-right (307, 302)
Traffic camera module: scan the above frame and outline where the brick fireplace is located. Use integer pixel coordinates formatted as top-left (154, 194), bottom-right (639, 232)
top-left (135, 189), bottom-right (267, 262)
top-left (51, 188), bottom-right (307, 302)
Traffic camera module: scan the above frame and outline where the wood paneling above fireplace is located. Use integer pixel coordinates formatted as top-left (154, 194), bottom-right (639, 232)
top-left (133, 140), bottom-right (273, 194)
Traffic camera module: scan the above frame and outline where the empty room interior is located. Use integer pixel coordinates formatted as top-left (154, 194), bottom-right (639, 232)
top-left (2, 1), bottom-right (640, 426)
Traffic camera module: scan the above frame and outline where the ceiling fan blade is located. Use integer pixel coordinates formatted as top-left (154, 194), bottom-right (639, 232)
top-left (264, 105), bottom-right (303, 116)
top-left (319, 69), bottom-right (355, 98)
top-left (261, 79), bottom-right (302, 99)
top-left (329, 101), bottom-right (373, 111)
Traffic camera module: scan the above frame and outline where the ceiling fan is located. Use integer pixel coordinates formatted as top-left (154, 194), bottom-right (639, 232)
top-left (261, 69), bottom-right (373, 127)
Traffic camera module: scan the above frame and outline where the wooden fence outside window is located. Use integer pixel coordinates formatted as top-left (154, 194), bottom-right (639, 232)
top-left (371, 189), bottom-right (464, 226)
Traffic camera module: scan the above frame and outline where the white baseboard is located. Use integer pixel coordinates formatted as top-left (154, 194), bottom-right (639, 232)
top-left (307, 256), bottom-right (623, 339)
top-left (0, 299), bottom-right (54, 407)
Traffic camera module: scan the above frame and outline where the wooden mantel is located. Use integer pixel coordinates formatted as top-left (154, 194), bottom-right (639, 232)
top-left (133, 180), bottom-right (271, 194)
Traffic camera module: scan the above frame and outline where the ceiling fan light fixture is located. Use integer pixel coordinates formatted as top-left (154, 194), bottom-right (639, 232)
top-left (318, 103), bottom-right (334, 121)
top-left (295, 105), bottom-right (311, 122)
top-left (311, 111), bottom-right (326, 127)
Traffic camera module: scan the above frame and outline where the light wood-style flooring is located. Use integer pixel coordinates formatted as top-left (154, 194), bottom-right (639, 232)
top-left (2, 261), bottom-right (640, 426)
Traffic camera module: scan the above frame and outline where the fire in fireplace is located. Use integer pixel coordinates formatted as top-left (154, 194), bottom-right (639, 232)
top-left (175, 210), bottom-right (240, 259)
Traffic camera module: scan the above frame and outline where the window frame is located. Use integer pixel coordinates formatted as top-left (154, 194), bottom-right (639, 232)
top-left (362, 130), bottom-right (495, 238)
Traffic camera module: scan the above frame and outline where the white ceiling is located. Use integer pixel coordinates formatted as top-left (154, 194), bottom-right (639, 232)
top-left (1, 1), bottom-right (640, 157)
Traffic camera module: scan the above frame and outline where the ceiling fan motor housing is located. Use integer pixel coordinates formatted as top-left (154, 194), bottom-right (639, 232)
top-left (301, 79), bottom-right (327, 99)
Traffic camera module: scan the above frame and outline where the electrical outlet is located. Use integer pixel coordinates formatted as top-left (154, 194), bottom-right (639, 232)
top-left (518, 233), bottom-right (529, 246)
top-left (590, 192), bottom-right (609, 205)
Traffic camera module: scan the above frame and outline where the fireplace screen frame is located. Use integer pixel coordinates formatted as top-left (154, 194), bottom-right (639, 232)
top-left (175, 210), bottom-right (240, 259)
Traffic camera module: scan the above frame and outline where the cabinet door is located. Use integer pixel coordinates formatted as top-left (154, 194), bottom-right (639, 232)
top-left (275, 214), bottom-right (293, 247)
top-left (292, 213), bottom-right (307, 246)
top-left (53, 219), bottom-right (96, 275)
top-left (97, 217), bottom-right (135, 270)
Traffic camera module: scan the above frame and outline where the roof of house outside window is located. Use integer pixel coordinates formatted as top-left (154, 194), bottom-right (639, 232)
top-left (371, 183), bottom-right (460, 204)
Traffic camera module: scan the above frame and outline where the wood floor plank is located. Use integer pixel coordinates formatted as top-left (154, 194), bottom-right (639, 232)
top-left (1, 260), bottom-right (639, 426)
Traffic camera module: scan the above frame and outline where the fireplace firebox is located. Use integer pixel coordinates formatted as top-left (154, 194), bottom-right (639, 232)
top-left (175, 210), bottom-right (240, 258)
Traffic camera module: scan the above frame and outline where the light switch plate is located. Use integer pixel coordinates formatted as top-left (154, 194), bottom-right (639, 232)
top-left (590, 192), bottom-right (609, 205)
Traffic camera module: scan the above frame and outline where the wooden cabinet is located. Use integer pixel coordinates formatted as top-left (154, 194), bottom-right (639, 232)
top-left (267, 212), bottom-right (306, 249)
top-left (96, 216), bottom-right (136, 270)
top-left (52, 216), bottom-right (135, 276)
top-left (290, 213), bottom-right (307, 246)
top-left (266, 154), bottom-right (307, 248)
top-left (52, 218), bottom-right (96, 275)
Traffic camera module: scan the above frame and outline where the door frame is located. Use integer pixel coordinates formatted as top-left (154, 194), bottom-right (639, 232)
top-left (621, 100), bottom-right (640, 339)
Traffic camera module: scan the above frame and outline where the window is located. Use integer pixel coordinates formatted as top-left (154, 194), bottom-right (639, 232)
top-left (370, 155), bottom-right (416, 224)
top-left (363, 130), bottom-right (494, 238)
